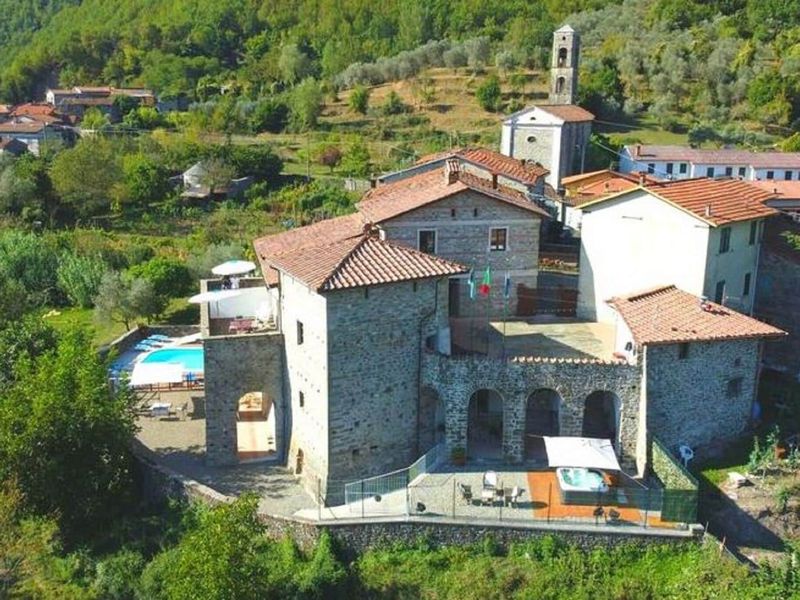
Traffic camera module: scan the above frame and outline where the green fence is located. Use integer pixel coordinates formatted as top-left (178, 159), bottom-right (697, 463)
top-left (651, 436), bottom-right (699, 523)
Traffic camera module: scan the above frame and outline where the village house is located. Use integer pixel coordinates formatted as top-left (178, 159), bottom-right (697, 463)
top-left (577, 177), bottom-right (777, 321)
top-left (0, 121), bottom-right (67, 155)
top-left (748, 180), bottom-right (800, 220)
top-left (0, 138), bottom-right (29, 157)
top-left (619, 145), bottom-right (800, 181)
top-left (500, 26), bottom-right (594, 191)
top-left (46, 86), bottom-right (156, 119)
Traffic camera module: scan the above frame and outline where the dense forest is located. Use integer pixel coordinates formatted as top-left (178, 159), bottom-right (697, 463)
top-left (0, 0), bottom-right (799, 137)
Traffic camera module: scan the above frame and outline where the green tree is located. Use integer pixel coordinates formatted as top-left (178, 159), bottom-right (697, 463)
top-left (81, 106), bottom-right (111, 131)
top-left (476, 75), bottom-right (502, 112)
top-left (289, 77), bottom-right (323, 131)
top-left (56, 252), bottom-right (108, 308)
top-left (0, 316), bottom-right (58, 392)
top-left (349, 85), bottom-right (370, 114)
top-left (94, 271), bottom-right (165, 329)
top-left (250, 97), bottom-right (289, 133)
top-left (278, 43), bottom-right (313, 84)
top-left (319, 145), bottom-right (342, 172)
top-left (127, 256), bottom-right (193, 298)
top-left (0, 327), bottom-right (137, 539)
top-left (381, 90), bottom-right (407, 115)
top-left (341, 140), bottom-right (371, 177)
top-left (122, 153), bottom-right (171, 207)
top-left (49, 137), bottom-right (123, 218)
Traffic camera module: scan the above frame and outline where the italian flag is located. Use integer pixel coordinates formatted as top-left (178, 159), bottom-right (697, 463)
top-left (478, 266), bottom-right (492, 296)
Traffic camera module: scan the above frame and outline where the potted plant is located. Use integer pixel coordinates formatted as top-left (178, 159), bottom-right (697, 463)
top-left (451, 446), bottom-right (466, 466)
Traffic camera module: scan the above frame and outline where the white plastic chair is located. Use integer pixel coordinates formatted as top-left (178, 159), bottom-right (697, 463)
top-left (483, 470), bottom-right (498, 490)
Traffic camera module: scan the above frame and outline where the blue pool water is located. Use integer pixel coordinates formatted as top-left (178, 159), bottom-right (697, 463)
top-left (140, 346), bottom-right (204, 372)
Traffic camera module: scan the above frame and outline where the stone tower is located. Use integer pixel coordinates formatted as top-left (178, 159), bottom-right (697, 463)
top-left (549, 25), bottom-right (579, 105)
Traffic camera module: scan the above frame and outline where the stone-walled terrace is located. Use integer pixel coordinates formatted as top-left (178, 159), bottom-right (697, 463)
top-left (199, 277), bottom-right (277, 338)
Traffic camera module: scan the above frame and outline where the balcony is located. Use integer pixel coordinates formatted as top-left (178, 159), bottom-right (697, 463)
top-left (199, 277), bottom-right (278, 338)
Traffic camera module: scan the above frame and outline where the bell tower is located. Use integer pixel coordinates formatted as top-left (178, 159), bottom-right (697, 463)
top-left (549, 25), bottom-right (579, 105)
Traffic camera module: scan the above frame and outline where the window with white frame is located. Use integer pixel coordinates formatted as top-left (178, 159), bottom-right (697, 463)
top-left (418, 229), bottom-right (436, 254)
top-left (489, 227), bottom-right (508, 251)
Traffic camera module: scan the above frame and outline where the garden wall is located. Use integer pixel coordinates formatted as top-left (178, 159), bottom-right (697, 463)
top-left (651, 436), bottom-right (699, 523)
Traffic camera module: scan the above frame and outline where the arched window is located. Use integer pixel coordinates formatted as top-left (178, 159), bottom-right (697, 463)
top-left (556, 77), bottom-right (565, 94)
top-left (558, 47), bottom-right (568, 67)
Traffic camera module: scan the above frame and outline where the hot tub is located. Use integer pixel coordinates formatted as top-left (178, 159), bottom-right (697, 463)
top-left (556, 467), bottom-right (614, 505)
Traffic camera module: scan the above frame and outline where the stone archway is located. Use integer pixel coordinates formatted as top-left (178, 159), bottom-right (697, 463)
top-left (418, 386), bottom-right (445, 455)
top-left (582, 390), bottom-right (621, 449)
top-left (525, 388), bottom-right (562, 461)
top-left (467, 389), bottom-right (504, 460)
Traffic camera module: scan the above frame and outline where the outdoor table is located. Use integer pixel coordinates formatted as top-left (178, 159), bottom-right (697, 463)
top-left (229, 318), bottom-right (255, 334)
top-left (481, 488), bottom-right (496, 505)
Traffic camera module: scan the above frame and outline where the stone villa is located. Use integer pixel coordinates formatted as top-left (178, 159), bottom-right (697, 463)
top-left (198, 25), bottom-right (788, 502)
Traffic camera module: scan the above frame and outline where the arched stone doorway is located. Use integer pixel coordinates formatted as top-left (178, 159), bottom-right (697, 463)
top-left (582, 391), bottom-right (621, 449)
top-left (525, 389), bottom-right (561, 461)
top-left (467, 389), bottom-right (504, 460)
top-left (418, 386), bottom-right (445, 455)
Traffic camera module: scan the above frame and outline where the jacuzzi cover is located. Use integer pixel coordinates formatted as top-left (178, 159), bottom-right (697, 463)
top-left (543, 436), bottom-right (621, 471)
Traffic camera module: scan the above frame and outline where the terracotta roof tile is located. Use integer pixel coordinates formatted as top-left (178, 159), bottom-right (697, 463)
top-left (415, 147), bottom-right (548, 183)
top-left (608, 285), bottom-right (785, 345)
top-left (748, 180), bottom-right (800, 201)
top-left (581, 177), bottom-right (778, 225)
top-left (629, 145), bottom-right (800, 168)
top-left (536, 104), bottom-right (595, 122)
top-left (264, 231), bottom-right (467, 292)
top-left (359, 168), bottom-right (549, 222)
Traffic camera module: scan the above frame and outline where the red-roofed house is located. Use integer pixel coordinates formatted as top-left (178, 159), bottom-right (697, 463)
top-left (577, 177), bottom-right (778, 321)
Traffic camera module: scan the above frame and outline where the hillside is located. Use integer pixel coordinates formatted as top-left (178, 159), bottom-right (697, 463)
top-left (0, 0), bottom-right (797, 151)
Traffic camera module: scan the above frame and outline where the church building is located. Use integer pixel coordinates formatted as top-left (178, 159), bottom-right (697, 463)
top-left (500, 25), bottom-right (594, 191)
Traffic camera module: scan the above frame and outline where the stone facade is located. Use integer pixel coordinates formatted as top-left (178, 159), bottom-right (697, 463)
top-left (204, 331), bottom-right (286, 467)
top-left (644, 339), bottom-right (760, 453)
top-left (550, 26), bottom-right (579, 105)
top-left (324, 279), bottom-right (442, 485)
top-left (380, 189), bottom-right (540, 317)
top-left (422, 351), bottom-right (642, 471)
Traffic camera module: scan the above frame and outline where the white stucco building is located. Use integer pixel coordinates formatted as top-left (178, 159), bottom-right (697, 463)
top-left (577, 178), bottom-right (778, 322)
top-left (619, 145), bottom-right (800, 182)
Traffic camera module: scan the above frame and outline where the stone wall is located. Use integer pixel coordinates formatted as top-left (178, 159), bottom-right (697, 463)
top-left (204, 331), bottom-right (286, 467)
top-left (650, 437), bottom-right (699, 522)
top-left (508, 125), bottom-right (555, 179)
top-left (380, 188), bottom-right (540, 317)
top-left (644, 339), bottom-right (760, 453)
top-left (324, 279), bottom-right (443, 489)
top-left (422, 352), bottom-right (643, 470)
top-left (557, 122), bottom-right (591, 180)
top-left (754, 215), bottom-right (800, 379)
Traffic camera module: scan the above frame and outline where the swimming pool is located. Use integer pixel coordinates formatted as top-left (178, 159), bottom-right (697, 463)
top-left (140, 346), bottom-right (204, 372)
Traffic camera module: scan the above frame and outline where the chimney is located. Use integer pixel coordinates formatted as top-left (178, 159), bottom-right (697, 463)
top-left (444, 158), bottom-right (460, 185)
top-left (635, 143), bottom-right (642, 157)
top-left (705, 205), bottom-right (712, 218)
top-left (369, 177), bottom-right (377, 189)
top-left (362, 222), bottom-right (379, 238)
top-left (491, 173), bottom-right (498, 189)
top-left (638, 172), bottom-right (646, 186)
top-left (699, 295), bottom-right (709, 311)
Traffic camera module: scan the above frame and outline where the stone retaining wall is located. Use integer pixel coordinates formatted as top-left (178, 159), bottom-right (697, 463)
top-left (132, 445), bottom-right (698, 556)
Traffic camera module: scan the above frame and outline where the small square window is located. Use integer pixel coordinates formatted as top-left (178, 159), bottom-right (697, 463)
top-left (647, 163), bottom-right (655, 174)
top-left (679, 163), bottom-right (688, 174)
top-left (296, 320), bottom-right (304, 345)
top-left (719, 227), bottom-right (731, 253)
top-left (418, 229), bottom-right (436, 254)
top-left (725, 166), bottom-right (733, 176)
top-left (489, 227), bottom-right (508, 251)
top-left (450, 208), bottom-right (456, 218)
top-left (738, 167), bottom-right (746, 177)
top-left (727, 377), bottom-right (742, 398)
top-left (678, 342), bottom-right (689, 359)
top-left (352, 449), bottom-right (360, 458)
top-left (766, 170), bottom-right (775, 180)
top-left (785, 171), bottom-right (793, 181)
top-left (666, 163), bottom-right (673, 174)
top-left (706, 167), bottom-right (715, 177)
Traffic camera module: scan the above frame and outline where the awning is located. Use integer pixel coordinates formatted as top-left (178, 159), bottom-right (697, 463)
top-left (129, 363), bottom-right (184, 387)
top-left (543, 436), bottom-right (621, 471)
top-left (188, 289), bottom-right (242, 303)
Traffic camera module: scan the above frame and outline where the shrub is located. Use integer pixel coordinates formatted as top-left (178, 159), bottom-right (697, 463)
top-left (381, 91), bottom-right (408, 116)
top-left (127, 256), bottom-right (193, 299)
top-left (476, 76), bottom-right (502, 112)
top-left (57, 252), bottom-right (108, 308)
top-left (93, 549), bottom-right (146, 599)
top-left (319, 146), bottom-right (343, 172)
top-left (349, 85), bottom-right (370, 114)
top-left (250, 97), bottom-right (290, 133)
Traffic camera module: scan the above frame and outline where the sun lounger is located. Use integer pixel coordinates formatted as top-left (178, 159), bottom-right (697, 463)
top-left (149, 334), bottom-right (172, 341)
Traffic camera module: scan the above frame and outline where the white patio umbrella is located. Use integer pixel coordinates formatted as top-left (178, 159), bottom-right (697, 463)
top-left (211, 260), bottom-right (257, 276)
